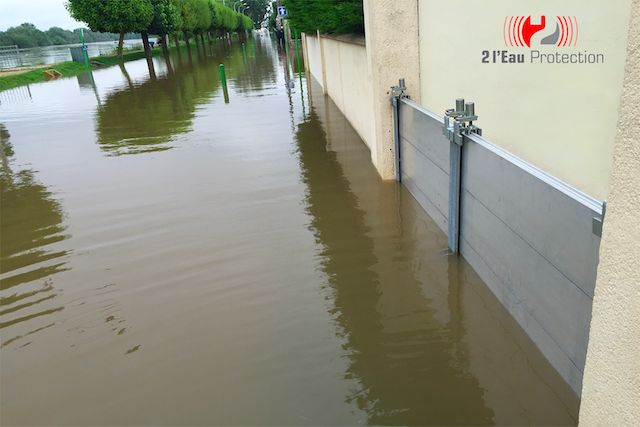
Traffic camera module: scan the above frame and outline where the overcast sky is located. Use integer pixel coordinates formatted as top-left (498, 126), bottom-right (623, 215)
top-left (1, 0), bottom-right (81, 31)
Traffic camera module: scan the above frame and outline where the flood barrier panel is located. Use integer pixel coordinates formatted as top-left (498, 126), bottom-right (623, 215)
top-left (396, 97), bottom-right (604, 395)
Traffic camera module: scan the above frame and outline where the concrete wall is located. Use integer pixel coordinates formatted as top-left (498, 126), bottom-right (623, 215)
top-left (418, 0), bottom-right (632, 200)
top-left (363, 0), bottom-right (421, 180)
top-left (303, 34), bottom-right (376, 151)
top-left (302, 0), bottom-right (420, 180)
top-left (579, 1), bottom-right (640, 424)
top-left (304, 35), bottom-right (324, 91)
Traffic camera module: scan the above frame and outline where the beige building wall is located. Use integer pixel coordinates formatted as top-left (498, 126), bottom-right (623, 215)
top-left (303, 1), bottom-right (421, 179)
top-left (579, 1), bottom-right (640, 425)
top-left (303, 35), bottom-right (376, 151)
top-left (418, 0), bottom-right (631, 200)
top-left (363, 0), bottom-right (420, 179)
top-left (304, 35), bottom-right (324, 91)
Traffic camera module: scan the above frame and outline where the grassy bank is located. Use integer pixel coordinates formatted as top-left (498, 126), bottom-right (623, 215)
top-left (0, 48), bottom-right (161, 92)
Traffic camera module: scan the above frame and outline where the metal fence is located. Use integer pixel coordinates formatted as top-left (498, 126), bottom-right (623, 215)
top-left (0, 85), bottom-right (32, 104)
top-left (0, 45), bottom-right (23, 69)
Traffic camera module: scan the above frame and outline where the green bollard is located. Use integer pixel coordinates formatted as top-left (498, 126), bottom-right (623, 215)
top-left (294, 30), bottom-right (302, 74)
top-left (218, 63), bottom-right (227, 86)
top-left (222, 85), bottom-right (230, 104)
top-left (219, 63), bottom-right (229, 104)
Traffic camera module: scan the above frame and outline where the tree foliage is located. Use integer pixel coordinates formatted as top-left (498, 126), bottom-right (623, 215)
top-left (2, 0), bottom-right (254, 50)
top-left (283, 0), bottom-right (364, 35)
top-left (207, 0), bottom-right (250, 33)
top-left (0, 23), bottom-right (140, 48)
top-left (148, 0), bottom-right (181, 36)
top-left (243, 0), bottom-right (269, 27)
top-left (66, 0), bottom-right (154, 34)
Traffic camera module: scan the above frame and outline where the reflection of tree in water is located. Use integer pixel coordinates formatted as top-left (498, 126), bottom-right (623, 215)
top-left (96, 61), bottom-right (204, 156)
top-left (295, 111), bottom-right (494, 425)
top-left (96, 40), bottom-right (277, 157)
top-left (0, 125), bottom-right (137, 353)
top-left (0, 124), bottom-right (68, 346)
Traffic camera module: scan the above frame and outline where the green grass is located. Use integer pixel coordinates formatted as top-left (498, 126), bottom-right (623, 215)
top-left (0, 48), bottom-right (163, 92)
top-left (0, 62), bottom-right (87, 91)
top-left (93, 48), bottom-right (161, 67)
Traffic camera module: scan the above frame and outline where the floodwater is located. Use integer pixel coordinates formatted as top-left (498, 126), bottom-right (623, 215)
top-left (1, 37), bottom-right (579, 425)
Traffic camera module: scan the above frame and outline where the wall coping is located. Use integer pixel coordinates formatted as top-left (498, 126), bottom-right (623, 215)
top-left (317, 33), bottom-right (366, 47)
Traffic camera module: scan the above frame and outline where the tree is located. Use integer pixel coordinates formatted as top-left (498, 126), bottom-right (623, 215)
top-left (148, 0), bottom-right (181, 53)
top-left (66, 0), bottom-right (154, 59)
top-left (0, 23), bottom-right (141, 48)
top-left (243, 0), bottom-right (268, 28)
top-left (46, 27), bottom-right (76, 45)
top-left (176, 0), bottom-right (199, 48)
top-left (192, 0), bottom-right (212, 47)
top-left (0, 23), bottom-right (51, 48)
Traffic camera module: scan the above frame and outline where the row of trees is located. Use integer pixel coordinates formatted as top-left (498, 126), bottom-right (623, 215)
top-left (0, 23), bottom-right (139, 48)
top-left (66, 0), bottom-right (255, 59)
top-left (281, 0), bottom-right (364, 35)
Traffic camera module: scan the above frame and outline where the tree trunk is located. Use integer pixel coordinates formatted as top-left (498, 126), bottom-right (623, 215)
top-left (141, 31), bottom-right (152, 58)
top-left (118, 63), bottom-right (134, 89)
top-left (146, 56), bottom-right (157, 80)
top-left (174, 34), bottom-right (180, 51)
top-left (200, 32), bottom-right (206, 46)
top-left (183, 31), bottom-right (191, 50)
top-left (161, 33), bottom-right (169, 55)
top-left (163, 52), bottom-right (174, 76)
top-left (194, 31), bottom-right (201, 50)
top-left (117, 31), bottom-right (125, 61)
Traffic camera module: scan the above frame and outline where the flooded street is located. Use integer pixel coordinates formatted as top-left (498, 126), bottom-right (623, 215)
top-left (1, 38), bottom-right (578, 425)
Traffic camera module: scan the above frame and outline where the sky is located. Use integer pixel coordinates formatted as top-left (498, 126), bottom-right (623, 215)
top-left (1, 0), bottom-right (81, 31)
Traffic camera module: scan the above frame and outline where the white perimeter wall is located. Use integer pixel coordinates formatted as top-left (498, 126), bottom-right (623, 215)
top-left (305, 35), bottom-right (324, 90)
top-left (418, 0), bottom-right (631, 200)
top-left (304, 35), bottom-right (376, 152)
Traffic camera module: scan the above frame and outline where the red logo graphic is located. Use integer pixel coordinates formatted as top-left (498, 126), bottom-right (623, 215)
top-left (503, 16), bottom-right (578, 47)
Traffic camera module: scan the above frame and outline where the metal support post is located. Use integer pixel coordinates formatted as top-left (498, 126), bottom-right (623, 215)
top-left (390, 78), bottom-right (407, 182)
top-left (443, 98), bottom-right (482, 253)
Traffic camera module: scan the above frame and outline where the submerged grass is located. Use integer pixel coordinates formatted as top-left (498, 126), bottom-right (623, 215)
top-left (0, 48), bottom-right (163, 92)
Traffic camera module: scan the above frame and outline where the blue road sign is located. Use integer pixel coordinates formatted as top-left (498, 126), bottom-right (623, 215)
top-left (277, 6), bottom-right (287, 17)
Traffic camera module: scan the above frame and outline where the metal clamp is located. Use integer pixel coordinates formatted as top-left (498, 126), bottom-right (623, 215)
top-left (390, 78), bottom-right (407, 102)
top-left (443, 98), bottom-right (482, 145)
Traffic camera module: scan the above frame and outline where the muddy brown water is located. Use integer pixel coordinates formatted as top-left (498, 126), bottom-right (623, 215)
top-left (0, 38), bottom-right (579, 426)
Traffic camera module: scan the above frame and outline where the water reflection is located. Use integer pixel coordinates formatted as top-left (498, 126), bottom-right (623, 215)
top-left (95, 57), bottom-right (214, 156)
top-left (295, 110), bottom-right (495, 425)
top-left (0, 124), bottom-right (68, 344)
top-left (95, 41), bottom-right (276, 156)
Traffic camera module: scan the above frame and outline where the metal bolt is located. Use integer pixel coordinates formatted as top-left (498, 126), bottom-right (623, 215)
top-left (465, 102), bottom-right (475, 117)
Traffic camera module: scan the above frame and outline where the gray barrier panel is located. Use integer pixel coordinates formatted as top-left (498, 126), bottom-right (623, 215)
top-left (397, 97), bottom-right (603, 395)
top-left (398, 100), bottom-right (450, 233)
